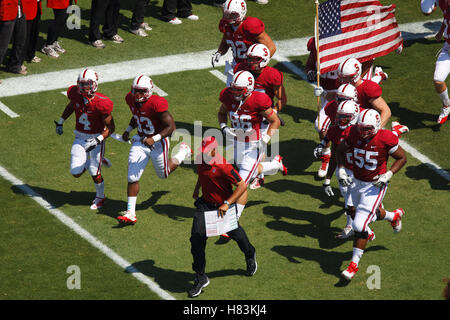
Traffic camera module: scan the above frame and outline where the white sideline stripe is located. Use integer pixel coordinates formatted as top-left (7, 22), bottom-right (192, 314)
top-left (209, 69), bottom-right (228, 83)
top-left (0, 165), bottom-right (176, 300)
top-left (0, 19), bottom-right (441, 99)
top-left (0, 101), bottom-right (19, 118)
top-left (399, 140), bottom-right (450, 181)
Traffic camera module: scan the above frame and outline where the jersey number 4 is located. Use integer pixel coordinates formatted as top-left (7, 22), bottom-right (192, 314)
top-left (353, 148), bottom-right (378, 171)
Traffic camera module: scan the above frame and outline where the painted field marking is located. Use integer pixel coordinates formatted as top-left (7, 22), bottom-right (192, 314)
top-left (0, 165), bottom-right (176, 300)
top-left (0, 101), bottom-right (19, 118)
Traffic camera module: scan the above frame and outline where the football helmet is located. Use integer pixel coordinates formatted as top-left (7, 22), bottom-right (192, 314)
top-left (131, 75), bottom-right (154, 103)
top-left (77, 68), bottom-right (98, 97)
top-left (338, 58), bottom-right (362, 84)
top-left (223, 0), bottom-right (247, 25)
top-left (230, 70), bottom-right (254, 101)
top-left (357, 109), bottom-right (381, 139)
top-left (336, 100), bottom-right (360, 130)
top-left (247, 43), bottom-right (270, 72)
top-left (336, 83), bottom-right (358, 102)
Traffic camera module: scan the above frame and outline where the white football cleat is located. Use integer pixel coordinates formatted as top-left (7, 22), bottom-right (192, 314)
top-left (336, 225), bottom-right (354, 239)
top-left (180, 142), bottom-right (193, 160)
top-left (391, 208), bottom-right (405, 233)
top-left (374, 66), bottom-right (388, 81)
top-left (274, 155), bottom-right (288, 176)
top-left (249, 177), bottom-right (264, 190)
top-left (117, 211), bottom-right (137, 225)
top-left (391, 121), bottom-right (409, 137)
top-left (341, 262), bottom-right (359, 281)
top-left (437, 105), bottom-right (450, 125)
top-left (90, 197), bottom-right (105, 210)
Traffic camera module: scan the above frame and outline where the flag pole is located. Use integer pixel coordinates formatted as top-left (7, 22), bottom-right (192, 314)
top-left (315, 0), bottom-right (321, 116)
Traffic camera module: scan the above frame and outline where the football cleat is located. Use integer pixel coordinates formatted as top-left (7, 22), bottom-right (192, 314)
top-left (274, 155), bottom-right (288, 176)
top-left (90, 197), bottom-right (105, 210)
top-left (180, 142), bottom-right (193, 160)
top-left (102, 157), bottom-right (112, 168)
top-left (391, 208), bottom-right (405, 233)
top-left (391, 121), bottom-right (409, 138)
top-left (374, 66), bottom-right (388, 81)
top-left (249, 177), bottom-right (264, 190)
top-left (117, 211), bottom-right (137, 225)
top-left (437, 105), bottom-right (450, 125)
top-left (368, 231), bottom-right (376, 242)
top-left (335, 225), bottom-right (354, 239)
top-left (341, 261), bottom-right (359, 281)
top-left (318, 153), bottom-right (330, 178)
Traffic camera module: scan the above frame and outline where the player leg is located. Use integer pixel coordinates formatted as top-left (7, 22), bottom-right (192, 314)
top-left (87, 140), bottom-right (107, 210)
top-left (434, 43), bottom-right (450, 124)
top-left (70, 137), bottom-right (88, 178)
top-left (336, 168), bottom-right (355, 239)
top-left (314, 105), bottom-right (331, 178)
top-left (377, 204), bottom-right (405, 234)
top-left (342, 182), bottom-right (387, 280)
top-left (152, 138), bottom-right (192, 180)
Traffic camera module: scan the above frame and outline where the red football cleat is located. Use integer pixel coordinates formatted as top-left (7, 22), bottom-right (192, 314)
top-left (90, 197), bottom-right (105, 210)
top-left (117, 211), bottom-right (137, 225)
top-left (341, 261), bottom-right (359, 281)
top-left (274, 155), bottom-right (288, 176)
top-left (391, 208), bottom-right (405, 233)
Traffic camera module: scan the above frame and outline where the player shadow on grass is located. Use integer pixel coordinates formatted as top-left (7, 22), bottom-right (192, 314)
top-left (127, 259), bottom-right (246, 294)
top-left (405, 164), bottom-right (450, 191)
top-left (280, 104), bottom-right (317, 126)
top-left (388, 102), bottom-right (443, 132)
top-left (263, 206), bottom-right (346, 250)
top-left (271, 244), bottom-right (388, 285)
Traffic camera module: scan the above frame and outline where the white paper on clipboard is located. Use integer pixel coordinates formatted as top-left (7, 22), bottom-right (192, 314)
top-left (204, 205), bottom-right (238, 237)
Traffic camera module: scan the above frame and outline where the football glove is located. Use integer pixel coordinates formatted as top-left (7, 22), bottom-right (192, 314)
top-left (84, 136), bottom-right (101, 152)
top-left (211, 51), bottom-right (222, 67)
top-left (307, 70), bottom-right (316, 83)
top-left (323, 180), bottom-right (334, 197)
top-left (262, 133), bottom-right (271, 144)
top-left (373, 170), bottom-right (393, 188)
top-left (337, 167), bottom-right (353, 187)
top-left (54, 121), bottom-right (63, 135)
top-left (221, 125), bottom-right (237, 138)
top-left (314, 86), bottom-right (324, 97)
top-left (313, 143), bottom-right (325, 159)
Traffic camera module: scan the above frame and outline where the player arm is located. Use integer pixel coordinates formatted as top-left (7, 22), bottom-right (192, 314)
top-left (255, 31), bottom-right (276, 57)
top-left (217, 34), bottom-right (230, 55)
top-left (218, 103), bottom-right (229, 127)
top-left (262, 107), bottom-right (280, 139)
top-left (100, 113), bottom-right (115, 140)
top-left (218, 170), bottom-right (247, 217)
top-left (361, 60), bottom-right (373, 79)
top-left (144, 111), bottom-right (176, 147)
top-left (273, 84), bottom-right (287, 112)
top-left (335, 140), bottom-right (349, 168)
top-left (436, 19), bottom-right (445, 41)
top-left (122, 116), bottom-right (138, 141)
top-left (326, 143), bottom-right (338, 180)
top-left (369, 96), bottom-right (391, 128)
top-left (54, 101), bottom-right (75, 134)
top-left (388, 145), bottom-right (407, 175)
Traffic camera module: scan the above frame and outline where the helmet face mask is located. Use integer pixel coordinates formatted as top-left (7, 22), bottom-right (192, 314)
top-left (336, 100), bottom-right (360, 130)
top-left (77, 69), bottom-right (98, 98)
top-left (131, 75), bottom-right (154, 103)
top-left (246, 43), bottom-right (270, 72)
top-left (230, 71), bottom-right (254, 101)
top-left (230, 86), bottom-right (249, 101)
top-left (223, 0), bottom-right (247, 26)
top-left (336, 83), bottom-right (358, 102)
top-left (357, 109), bottom-right (381, 140)
top-left (358, 124), bottom-right (377, 139)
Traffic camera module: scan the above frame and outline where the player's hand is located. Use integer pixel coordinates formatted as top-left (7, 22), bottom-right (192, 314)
top-left (262, 134), bottom-right (271, 144)
top-left (323, 182), bottom-right (334, 197)
top-left (314, 86), bottom-right (324, 97)
top-left (337, 167), bottom-right (353, 187)
top-left (391, 121), bottom-right (409, 138)
top-left (84, 137), bottom-right (101, 152)
top-left (54, 121), bottom-right (63, 135)
top-left (218, 203), bottom-right (228, 218)
top-left (140, 136), bottom-right (155, 150)
top-left (373, 170), bottom-right (393, 188)
top-left (313, 143), bottom-right (325, 159)
top-left (122, 131), bottom-right (130, 142)
top-left (212, 51), bottom-right (222, 67)
top-left (307, 70), bottom-right (316, 83)
top-left (221, 126), bottom-right (237, 138)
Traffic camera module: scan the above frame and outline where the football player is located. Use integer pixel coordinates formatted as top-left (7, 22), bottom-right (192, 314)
top-left (211, 0), bottom-right (276, 86)
top-left (218, 70), bottom-right (285, 200)
top-left (234, 43), bottom-right (287, 189)
top-left (54, 69), bottom-right (115, 210)
top-left (336, 109), bottom-right (407, 281)
top-left (117, 75), bottom-right (192, 225)
top-left (433, 0), bottom-right (450, 124)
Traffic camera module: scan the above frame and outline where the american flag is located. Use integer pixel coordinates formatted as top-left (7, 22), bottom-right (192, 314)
top-left (317, 0), bottom-right (403, 74)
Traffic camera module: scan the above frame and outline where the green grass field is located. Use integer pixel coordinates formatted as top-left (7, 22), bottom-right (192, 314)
top-left (0, 0), bottom-right (449, 303)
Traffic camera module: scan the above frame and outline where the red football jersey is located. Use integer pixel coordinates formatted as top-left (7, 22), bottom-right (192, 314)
top-left (197, 155), bottom-right (242, 205)
top-left (220, 89), bottom-right (272, 142)
top-left (125, 93), bottom-right (169, 138)
top-left (327, 124), bottom-right (353, 170)
top-left (324, 100), bottom-right (338, 124)
top-left (307, 37), bottom-right (341, 91)
top-left (356, 79), bottom-right (382, 109)
top-left (219, 17), bottom-right (265, 64)
top-left (344, 126), bottom-right (399, 182)
top-left (67, 85), bottom-right (113, 134)
top-left (234, 62), bottom-right (283, 103)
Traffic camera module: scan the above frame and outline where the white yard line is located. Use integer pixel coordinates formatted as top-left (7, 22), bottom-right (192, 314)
top-left (0, 165), bottom-right (176, 300)
top-left (0, 101), bottom-right (19, 118)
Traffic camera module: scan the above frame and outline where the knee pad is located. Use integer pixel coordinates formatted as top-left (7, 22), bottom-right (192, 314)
top-left (354, 231), bottom-right (369, 239)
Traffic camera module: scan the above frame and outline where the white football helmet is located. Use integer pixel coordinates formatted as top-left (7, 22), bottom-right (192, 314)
top-left (336, 100), bottom-right (360, 130)
top-left (247, 43), bottom-right (270, 72)
top-left (77, 68), bottom-right (98, 97)
top-left (338, 58), bottom-right (362, 84)
top-left (131, 75), bottom-right (154, 103)
top-left (336, 83), bottom-right (358, 102)
top-left (223, 0), bottom-right (247, 25)
top-left (230, 70), bottom-right (254, 101)
top-left (357, 109), bottom-right (381, 139)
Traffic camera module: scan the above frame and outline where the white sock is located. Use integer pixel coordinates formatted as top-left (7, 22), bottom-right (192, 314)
top-left (236, 204), bottom-right (245, 219)
top-left (383, 210), bottom-right (395, 221)
top-left (351, 248), bottom-right (364, 266)
top-left (346, 214), bottom-right (353, 227)
top-left (172, 149), bottom-right (188, 165)
top-left (323, 148), bottom-right (331, 156)
top-left (439, 89), bottom-right (450, 106)
top-left (260, 161), bottom-right (280, 176)
top-left (127, 196), bottom-right (137, 216)
top-left (95, 181), bottom-right (104, 199)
